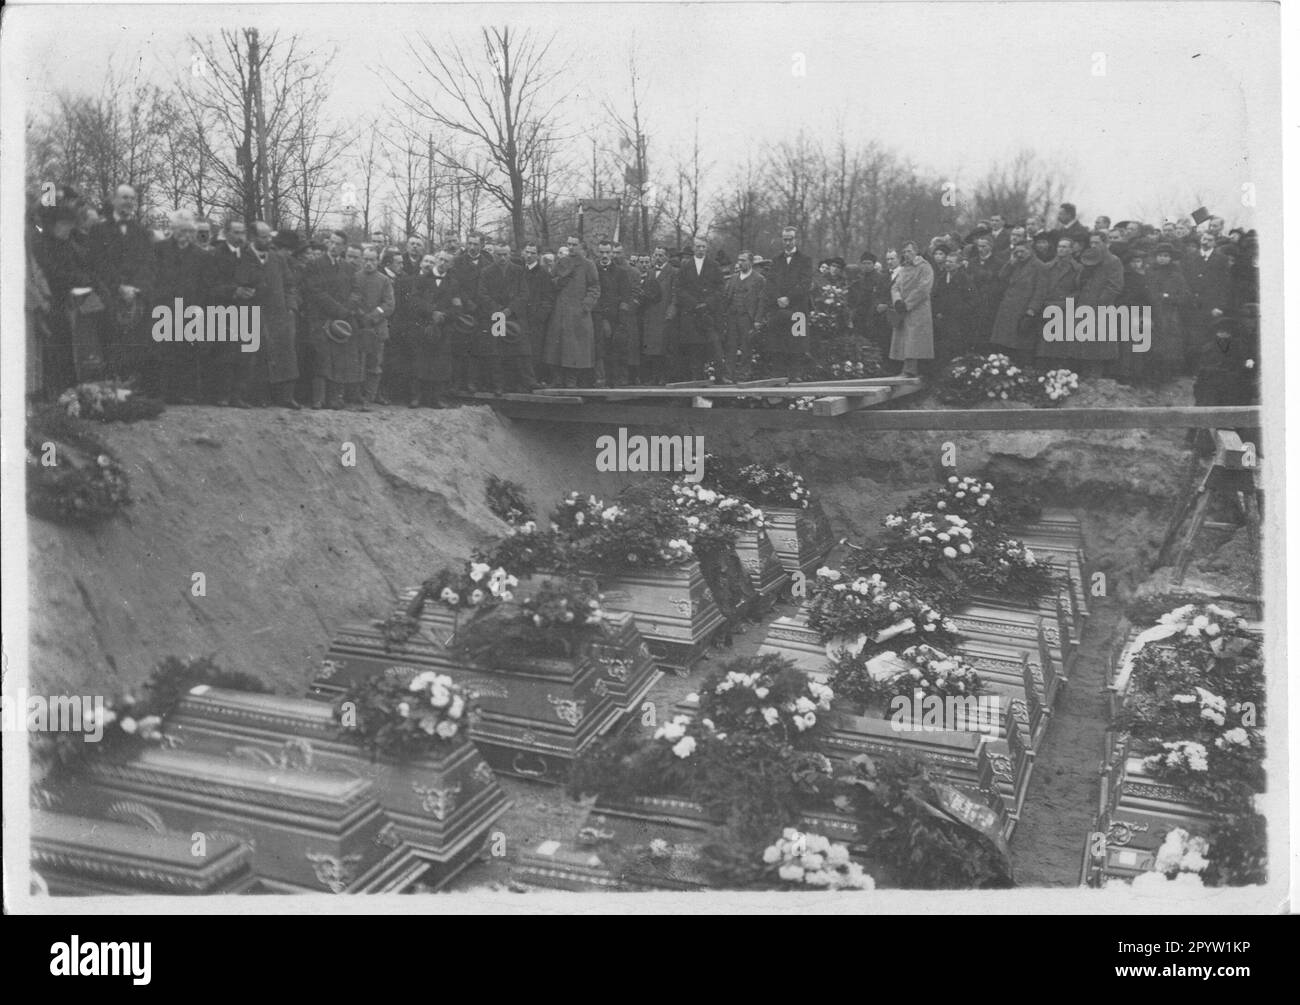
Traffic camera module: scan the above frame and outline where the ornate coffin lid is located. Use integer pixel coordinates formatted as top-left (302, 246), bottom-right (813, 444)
top-left (31, 810), bottom-right (252, 893)
top-left (828, 709), bottom-right (985, 754)
top-left (329, 620), bottom-right (609, 682)
top-left (178, 686), bottom-right (339, 738)
top-left (172, 686), bottom-right (482, 771)
top-left (85, 748), bottom-right (377, 822)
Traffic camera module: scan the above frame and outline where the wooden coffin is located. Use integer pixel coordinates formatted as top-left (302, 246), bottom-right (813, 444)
top-left (166, 685), bottom-right (510, 889)
top-left (394, 588), bottom-right (661, 718)
top-left (956, 639), bottom-right (1053, 751)
top-left (763, 501), bottom-right (837, 578)
top-left (734, 527), bottom-right (791, 607)
top-left (823, 710), bottom-right (1022, 839)
top-left (597, 562), bottom-right (727, 674)
top-left (64, 748), bottom-right (422, 893)
top-left (312, 620), bottom-right (621, 784)
top-left (1093, 753), bottom-right (1223, 884)
top-left (513, 839), bottom-right (625, 892)
top-left (754, 605), bottom-right (830, 675)
top-left (30, 810), bottom-right (257, 896)
top-left (949, 604), bottom-right (1074, 682)
top-left (592, 793), bottom-right (864, 868)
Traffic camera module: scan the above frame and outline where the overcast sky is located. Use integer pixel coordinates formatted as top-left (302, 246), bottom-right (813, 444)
top-left (4, 1), bottom-right (1280, 231)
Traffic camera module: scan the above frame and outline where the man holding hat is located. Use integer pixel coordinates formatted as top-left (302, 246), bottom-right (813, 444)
top-left (305, 229), bottom-right (361, 409)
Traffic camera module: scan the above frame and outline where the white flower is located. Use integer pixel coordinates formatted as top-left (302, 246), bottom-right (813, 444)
top-left (120, 717), bottom-right (138, 734)
top-left (468, 562), bottom-right (491, 582)
top-left (671, 736), bottom-right (696, 759)
top-left (762, 707), bottom-right (780, 727)
top-left (396, 701), bottom-right (411, 717)
top-left (754, 686), bottom-right (770, 699)
top-left (795, 696), bottom-right (816, 715)
top-left (762, 844), bottom-right (782, 864)
top-left (429, 686), bottom-right (451, 709)
top-left (448, 695), bottom-right (465, 720)
top-left (778, 864), bottom-right (805, 883)
top-left (801, 712), bottom-right (817, 729)
top-left (959, 543), bottom-right (972, 554)
top-left (943, 546), bottom-right (958, 559)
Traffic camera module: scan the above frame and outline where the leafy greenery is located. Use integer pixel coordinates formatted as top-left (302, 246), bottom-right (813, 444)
top-left (485, 475), bottom-right (534, 526)
top-left (26, 406), bottom-right (132, 525)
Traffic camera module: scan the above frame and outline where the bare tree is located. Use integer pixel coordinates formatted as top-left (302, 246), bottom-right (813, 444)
top-left (390, 27), bottom-right (568, 247)
top-left (183, 29), bottom-right (338, 226)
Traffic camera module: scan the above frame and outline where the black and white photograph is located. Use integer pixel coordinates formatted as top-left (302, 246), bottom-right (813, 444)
top-left (0, 0), bottom-right (1290, 923)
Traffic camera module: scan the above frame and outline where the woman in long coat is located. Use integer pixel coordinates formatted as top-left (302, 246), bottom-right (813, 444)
top-left (888, 242), bottom-right (934, 377)
top-left (543, 248), bottom-right (601, 386)
top-left (989, 243), bottom-right (1046, 359)
top-left (1144, 243), bottom-right (1194, 377)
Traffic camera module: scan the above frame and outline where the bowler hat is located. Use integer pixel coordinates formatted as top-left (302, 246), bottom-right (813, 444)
top-left (451, 313), bottom-right (478, 335)
top-left (325, 319), bottom-right (353, 343)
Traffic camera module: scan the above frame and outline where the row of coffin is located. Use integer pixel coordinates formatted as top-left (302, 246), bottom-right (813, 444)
top-left (1080, 610), bottom-right (1263, 887)
top-left (33, 506), bottom-right (1082, 895)
top-left (515, 514), bottom-right (1092, 890)
top-left (29, 504), bottom-right (834, 896)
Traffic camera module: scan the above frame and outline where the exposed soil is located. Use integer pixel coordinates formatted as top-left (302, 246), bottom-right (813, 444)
top-left (24, 390), bottom-right (1256, 889)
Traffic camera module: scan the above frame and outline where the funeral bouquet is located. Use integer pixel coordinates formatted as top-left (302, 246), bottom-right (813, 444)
top-left (761, 828), bottom-right (873, 890)
top-left (26, 406), bottom-right (132, 526)
top-left (703, 456), bottom-right (812, 509)
top-left (570, 655), bottom-right (839, 876)
top-left (550, 487), bottom-right (695, 572)
top-left (671, 480), bottom-right (764, 555)
top-left (1115, 604), bottom-right (1266, 884)
top-left (809, 283), bottom-right (849, 339)
top-left (835, 752), bottom-right (1015, 889)
top-left (31, 655), bottom-right (270, 786)
top-left (893, 644), bottom-right (984, 701)
top-left (337, 668), bottom-right (472, 760)
top-left (484, 474), bottom-right (535, 526)
top-left (1033, 368), bottom-right (1080, 404)
top-left (477, 519), bottom-right (562, 575)
top-left (383, 560), bottom-right (521, 649)
top-left (693, 653), bottom-right (834, 748)
top-left (549, 491), bottom-right (608, 538)
top-left (938, 353), bottom-right (1034, 405)
top-left (426, 560), bottom-right (520, 612)
top-left (807, 568), bottom-right (956, 655)
top-left (939, 354), bottom-right (1081, 407)
top-left (963, 537), bottom-right (1057, 599)
top-left (448, 576), bottom-right (611, 661)
top-left (56, 380), bottom-right (165, 423)
top-left (828, 642), bottom-right (983, 711)
top-left (897, 475), bottom-right (1041, 529)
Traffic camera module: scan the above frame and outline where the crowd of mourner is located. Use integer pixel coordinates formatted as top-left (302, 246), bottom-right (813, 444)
top-left (27, 185), bottom-right (1260, 410)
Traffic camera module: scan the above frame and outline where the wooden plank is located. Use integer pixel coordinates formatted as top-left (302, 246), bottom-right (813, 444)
top-left (790, 375), bottom-right (922, 387)
top-left (531, 384), bottom-right (922, 400)
top-left (664, 379), bottom-right (712, 388)
top-left (735, 377), bottom-right (790, 388)
top-left (492, 401), bottom-right (1261, 431)
top-left (469, 392), bottom-right (585, 405)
